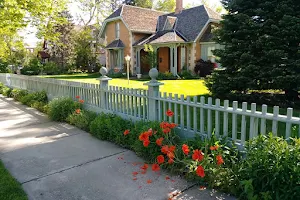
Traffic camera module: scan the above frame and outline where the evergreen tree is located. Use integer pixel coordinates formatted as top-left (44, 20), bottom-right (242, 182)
top-left (207, 0), bottom-right (300, 100)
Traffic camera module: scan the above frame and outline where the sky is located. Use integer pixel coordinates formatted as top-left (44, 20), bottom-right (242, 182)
top-left (22, 0), bottom-right (222, 47)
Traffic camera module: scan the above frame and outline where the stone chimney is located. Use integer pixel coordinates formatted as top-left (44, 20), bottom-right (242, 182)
top-left (175, 0), bottom-right (183, 14)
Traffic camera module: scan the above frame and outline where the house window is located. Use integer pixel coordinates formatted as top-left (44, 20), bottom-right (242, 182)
top-left (201, 43), bottom-right (223, 67)
top-left (110, 49), bottom-right (123, 69)
top-left (181, 47), bottom-right (186, 69)
top-left (115, 22), bottom-right (120, 39)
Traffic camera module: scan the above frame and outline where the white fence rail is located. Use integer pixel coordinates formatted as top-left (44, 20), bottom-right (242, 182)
top-left (1, 71), bottom-right (299, 144)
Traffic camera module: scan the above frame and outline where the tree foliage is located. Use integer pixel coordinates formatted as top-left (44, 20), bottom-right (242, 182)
top-left (155, 0), bottom-right (176, 12)
top-left (123, 0), bottom-right (153, 8)
top-left (207, 0), bottom-right (300, 100)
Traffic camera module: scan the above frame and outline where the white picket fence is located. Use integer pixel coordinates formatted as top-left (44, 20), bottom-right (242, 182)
top-left (1, 72), bottom-right (299, 144)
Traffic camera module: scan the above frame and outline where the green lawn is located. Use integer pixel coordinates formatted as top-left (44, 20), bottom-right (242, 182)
top-left (0, 160), bottom-right (28, 200)
top-left (41, 73), bottom-right (209, 97)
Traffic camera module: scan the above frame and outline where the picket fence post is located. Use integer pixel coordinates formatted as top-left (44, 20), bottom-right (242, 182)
top-left (97, 67), bottom-right (112, 109)
top-left (143, 68), bottom-right (163, 121)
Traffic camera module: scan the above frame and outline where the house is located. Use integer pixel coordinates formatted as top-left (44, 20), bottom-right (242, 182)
top-left (99, 0), bottom-right (221, 75)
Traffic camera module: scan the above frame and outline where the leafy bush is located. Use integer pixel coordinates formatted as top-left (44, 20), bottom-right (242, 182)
top-left (194, 59), bottom-right (215, 77)
top-left (43, 62), bottom-right (61, 75)
top-left (89, 113), bottom-right (132, 146)
top-left (11, 89), bottom-right (28, 101)
top-left (21, 58), bottom-right (42, 75)
top-left (0, 61), bottom-right (9, 73)
top-left (20, 91), bottom-right (48, 106)
top-left (239, 134), bottom-right (300, 200)
top-left (0, 83), bottom-right (4, 94)
top-left (157, 71), bottom-right (177, 80)
top-left (30, 101), bottom-right (48, 113)
top-left (67, 110), bottom-right (97, 131)
top-left (48, 97), bottom-right (82, 121)
top-left (178, 70), bottom-right (199, 79)
top-left (2, 87), bottom-right (12, 97)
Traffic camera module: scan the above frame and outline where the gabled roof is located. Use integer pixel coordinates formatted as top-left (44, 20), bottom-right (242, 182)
top-left (102, 5), bottom-right (165, 34)
top-left (105, 39), bottom-right (125, 49)
top-left (157, 5), bottom-right (221, 42)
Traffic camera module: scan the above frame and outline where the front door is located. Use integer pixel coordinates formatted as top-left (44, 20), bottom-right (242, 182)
top-left (158, 47), bottom-right (170, 73)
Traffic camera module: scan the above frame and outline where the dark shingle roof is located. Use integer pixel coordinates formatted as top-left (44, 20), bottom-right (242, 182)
top-left (107, 6), bottom-right (122, 19)
top-left (157, 5), bottom-right (220, 41)
top-left (105, 39), bottom-right (125, 49)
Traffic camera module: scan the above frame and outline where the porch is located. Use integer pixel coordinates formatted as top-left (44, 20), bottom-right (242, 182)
top-left (134, 44), bottom-right (189, 75)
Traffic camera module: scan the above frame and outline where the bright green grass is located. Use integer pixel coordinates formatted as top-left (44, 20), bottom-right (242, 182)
top-left (40, 73), bottom-right (209, 97)
top-left (0, 160), bottom-right (28, 200)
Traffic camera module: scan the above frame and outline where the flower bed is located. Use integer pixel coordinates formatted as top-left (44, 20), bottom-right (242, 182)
top-left (1, 88), bottom-right (299, 200)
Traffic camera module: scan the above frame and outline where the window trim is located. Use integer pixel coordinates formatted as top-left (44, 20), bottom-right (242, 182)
top-left (115, 22), bottom-right (120, 39)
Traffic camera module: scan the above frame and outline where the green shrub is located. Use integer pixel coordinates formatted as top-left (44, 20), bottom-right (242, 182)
top-left (21, 58), bottom-right (42, 75)
top-left (157, 71), bottom-right (177, 80)
top-left (20, 91), bottom-right (48, 106)
top-left (67, 110), bottom-right (97, 131)
top-left (239, 134), bottom-right (300, 200)
top-left (31, 101), bottom-right (48, 113)
top-left (48, 97), bottom-right (82, 121)
top-left (178, 70), bottom-right (199, 79)
top-left (43, 62), bottom-right (61, 75)
top-left (0, 83), bottom-right (4, 94)
top-left (89, 113), bottom-right (132, 146)
top-left (2, 87), bottom-right (12, 97)
top-left (11, 89), bottom-right (28, 101)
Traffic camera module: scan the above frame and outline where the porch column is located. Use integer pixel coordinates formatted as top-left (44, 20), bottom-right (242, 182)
top-left (174, 45), bottom-right (178, 75)
top-left (154, 47), bottom-right (158, 69)
top-left (136, 48), bottom-right (141, 74)
top-left (170, 46), bottom-right (174, 74)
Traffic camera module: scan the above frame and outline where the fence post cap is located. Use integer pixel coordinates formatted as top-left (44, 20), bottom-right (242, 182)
top-left (97, 67), bottom-right (112, 81)
top-left (143, 68), bottom-right (164, 86)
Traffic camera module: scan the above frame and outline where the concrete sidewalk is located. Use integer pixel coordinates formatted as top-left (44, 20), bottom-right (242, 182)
top-left (0, 96), bottom-right (235, 200)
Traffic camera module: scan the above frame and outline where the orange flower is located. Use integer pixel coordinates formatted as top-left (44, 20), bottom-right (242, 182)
top-left (210, 145), bottom-right (219, 151)
top-left (168, 158), bottom-right (174, 164)
top-left (79, 99), bottom-right (84, 104)
top-left (165, 176), bottom-right (170, 180)
top-left (133, 177), bottom-right (137, 181)
top-left (75, 96), bottom-right (80, 99)
top-left (157, 155), bottom-right (165, 164)
top-left (163, 128), bottom-right (171, 134)
top-left (147, 179), bottom-right (152, 184)
top-left (169, 145), bottom-right (176, 152)
top-left (143, 139), bottom-right (150, 147)
top-left (147, 128), bottom-right (153, 136)
top-left (156, 137), bottom-right (164, 146)
top-left (169, 123), bottom-right (177, 129)
top-left (160, 122), bottom-right (169, 129)
top-left (152, 164), bottom-right (160, 172)
top-left (75, 109), bottom-right (81, 114)
top-left (166, 109), bottom-right (174, 117)
top-left (161, 145), bottom-right (169, 154)
top-left (182, 144), bottom-right (190, 155)
top-left (167, 152), bottom-right (175, 159)
top-left (196, 165), bottom-right (205, 178)
top-left (140, 164), bottom-right (148, 170)
top-left (216, 155), bottom-right (224, 165)
top-left (140, 170), bottom-right (146, 174)
top-left (123, 129), bottom-right (130, 136)
top-left (132, 171), bottom-right (138, 176)
top-left (192, 149), bottom-right (204, 161)
top-left (139, 132), bottom-right (149, 141)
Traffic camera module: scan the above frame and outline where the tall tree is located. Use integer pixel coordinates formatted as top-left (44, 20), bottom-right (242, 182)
top-left (155, 0), bottom-right (175, 12)
top-left (206, 0), bottom-right (300, 99)
top-left (123, 0), bottom-right (153, 8)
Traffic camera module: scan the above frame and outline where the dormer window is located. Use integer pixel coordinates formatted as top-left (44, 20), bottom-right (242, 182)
top-left (163, 16), bottom-right (177, 31)
top-left (115, 22), bottom-right (120, 39)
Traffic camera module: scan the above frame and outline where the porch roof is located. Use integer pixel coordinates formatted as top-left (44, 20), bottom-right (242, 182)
top-left (105, 39), bottom-right (125, 49)
top-left (133, 30), bottom-right (187, 46)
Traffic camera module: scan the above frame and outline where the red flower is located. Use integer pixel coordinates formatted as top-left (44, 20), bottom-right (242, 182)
top-left (152, 163), bottom-right (160, 172)
top-left (166, 109), bottom-right (174, 117)
top-left (169, 123), bottom-right (177, 129)
top-left (140, 164), bottom-right (148, 170)
top-left (169, 145), bottom-right (176, 152)
top-left (132, 171), bottom-right (138, 176)
top-left (196, 165), bottom-right (205, 178)
top-left (133, 177), bottom-right (137, 181)
top-left (168, 158), bottom-right (174, 164)
top-left (123, 129), bottom-right (130, 136)
top-left (75, 96), bottom-right (80, 99)
top-left (216, 155), bottom-right (224, 165)
top-left (79, 99), bottom-right (84, 104)
top-left (163, 128), bottom-right (171, 134)
top-left (157, 155), bottom-right (165, 164)
top-left (192, 149), bottom-right (204, 161)
top-left (165, 176), bottom-right (170, 180)
top-left (160, 122), bottom-right (169, 129)
top-left (182, 144), bottom-right (190, 155)
top-left (139, 132), bottom-right (149, 141)
top-left (143, 139), bottom-right (150, 147)
top-left (156, 137), bottom-right (164, 146)
top-left (161, 145), bottom-right (169, 154)
top-left (75, 109), bottom-right (81, 114)
top-left (147, 179), bottom-right (152, 184)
